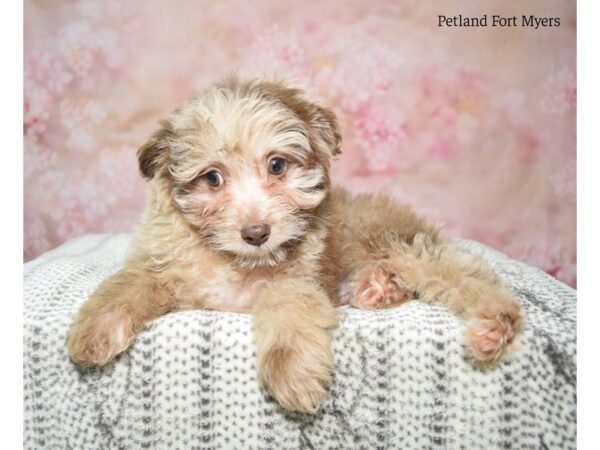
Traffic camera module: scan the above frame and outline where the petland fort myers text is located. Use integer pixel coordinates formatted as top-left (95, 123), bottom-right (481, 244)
top-left (438, 15), bottom-right (560, 29)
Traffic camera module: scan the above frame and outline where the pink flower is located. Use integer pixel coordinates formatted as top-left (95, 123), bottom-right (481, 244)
top-left (55, 209), bottom-right (93, 242)
top-left (24, 136), bottom-right (55, 177)
top-left (58, 21), bottom-right (96, 77)
top-left (24, 218), bottom-right (50, 259)
top-left (312, 38), bottom-right (401, 113)
top-left (245, 25), bottom-right (308, 80)
top-left (21, 0), bottom-right (577, 288)
top-left (551, 160), bottom-right (576, 202)
top-left (427, 136), bottom-right (458, 161)
top-left (59, 98), bottom-right (106, 151)
top-left (539, 67), bottom-right (576, 115)
top-left (24, 77), bottom-right (51, 136)
top-left (354, 103), bottom-right (408, 173)
top-left (25, 50), bottom-right (73, 94)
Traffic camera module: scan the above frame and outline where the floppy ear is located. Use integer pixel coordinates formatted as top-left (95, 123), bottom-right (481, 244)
top-left (303, 102), bottom-right (342, 165)
top-left (254, 80), bottom-right (342, 165)
top-left (136, 120), bottom-right (174, 180)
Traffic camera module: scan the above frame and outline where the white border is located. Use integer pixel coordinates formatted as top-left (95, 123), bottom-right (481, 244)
top-left (0, 1), bottom-right (23, 448)
top-left (578, 0), bottom-right (597, 448)
top-left (13, 1), bottom-right (587, 448)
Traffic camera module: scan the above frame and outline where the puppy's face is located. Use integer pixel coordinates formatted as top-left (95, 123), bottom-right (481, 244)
top-left (137, 79), bottom-right (341, 267)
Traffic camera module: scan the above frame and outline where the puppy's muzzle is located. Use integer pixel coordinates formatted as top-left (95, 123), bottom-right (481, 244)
top-left (241, 223), bottom-right (271, 246)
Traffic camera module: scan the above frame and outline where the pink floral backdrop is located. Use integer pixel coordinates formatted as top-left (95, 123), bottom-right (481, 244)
top-left (24, 0), bottom-right (576, 286)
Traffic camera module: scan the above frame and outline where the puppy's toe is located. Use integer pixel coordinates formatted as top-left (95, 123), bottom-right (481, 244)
top-left (259, 340), bottom-right (333, 414)
top-left (268, 370), bottom-right (328, 414)
top-left (466, 313), bottom-right (516, 364)
top-left (351, 265), bottom-right (413, 309)
top-left (67, 311), bottom-right (135, 367)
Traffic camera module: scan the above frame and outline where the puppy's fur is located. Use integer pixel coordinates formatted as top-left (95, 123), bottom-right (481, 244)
top-left (68, 77), bottom-right (524, 414)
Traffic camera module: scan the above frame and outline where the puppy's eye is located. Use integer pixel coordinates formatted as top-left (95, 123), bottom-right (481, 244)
top-left (204, 170), bottom-right (224, 187)
top-left (268, 157), bottom-right (286, 175)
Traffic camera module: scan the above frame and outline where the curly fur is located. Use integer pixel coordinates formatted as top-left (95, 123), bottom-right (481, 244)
top-left (67, 76), bottom-right (524, 414)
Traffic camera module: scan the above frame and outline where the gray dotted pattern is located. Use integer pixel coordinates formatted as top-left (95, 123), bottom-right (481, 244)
top-left (24, 234), bottom-right (576, 450)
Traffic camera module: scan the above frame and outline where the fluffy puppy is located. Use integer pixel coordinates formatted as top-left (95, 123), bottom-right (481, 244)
top-left (67, 77), bottom-right (524, 414)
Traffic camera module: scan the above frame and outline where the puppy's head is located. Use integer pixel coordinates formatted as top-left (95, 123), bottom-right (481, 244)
top-left (138, 78), bottom-right (341, 267)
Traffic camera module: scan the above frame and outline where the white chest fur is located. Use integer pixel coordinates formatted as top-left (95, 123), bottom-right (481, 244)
top-left (197, 267), bottom-right (268, 313)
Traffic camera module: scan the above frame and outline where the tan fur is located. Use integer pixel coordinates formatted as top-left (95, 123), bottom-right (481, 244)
top-left (252, 278), bottom-right (338, 413)
top-left (67, 76), bottom-right (524, 413)
top-left (67, 268), bottom-right (176, 366)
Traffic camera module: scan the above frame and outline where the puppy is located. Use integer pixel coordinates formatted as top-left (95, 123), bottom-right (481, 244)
top-left (67, 77), bottom-right (524, 414)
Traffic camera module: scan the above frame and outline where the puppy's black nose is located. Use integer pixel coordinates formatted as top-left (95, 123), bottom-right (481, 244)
top-left (241, 223), bottom-right (271, 246)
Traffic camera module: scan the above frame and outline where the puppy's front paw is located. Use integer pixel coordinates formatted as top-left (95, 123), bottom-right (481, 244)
top-left (350, 264), bottom-right (413, 309)
top-left (67, 310), bottom-right (136, 367)
top-left (258, 335), bottom-right (333, 414)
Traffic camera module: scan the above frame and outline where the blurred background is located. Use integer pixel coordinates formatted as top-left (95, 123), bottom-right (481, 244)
top-left (24, 0), bottom-right (576, 286)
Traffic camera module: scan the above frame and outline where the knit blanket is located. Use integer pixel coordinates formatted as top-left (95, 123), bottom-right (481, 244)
top-left (23, 234), bottom-right (576, 450)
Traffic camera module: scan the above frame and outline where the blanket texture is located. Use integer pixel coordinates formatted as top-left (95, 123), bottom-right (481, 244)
top-left (23, 234), bottom-right (576, 450)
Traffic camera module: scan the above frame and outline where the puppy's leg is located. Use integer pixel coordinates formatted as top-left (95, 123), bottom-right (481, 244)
top-left (67, 268), bottom-right (175, 367)
top-left (252, 278), bottom-right (338, 414)
top-left (349, 234), bottom-right (524, 364)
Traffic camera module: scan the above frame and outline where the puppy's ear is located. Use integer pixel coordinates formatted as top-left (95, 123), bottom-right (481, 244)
top-left (303, 102), bottom-right (342, 165)
top-left (257, 81), bottom-right (342, 164)
top-left (137, 120), bottom-right (173, 180)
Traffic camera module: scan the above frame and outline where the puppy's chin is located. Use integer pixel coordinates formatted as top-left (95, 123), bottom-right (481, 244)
top-left (233, 246), bottom-right (290, 269)
top-left (220, 240), bottom-right (300, 269)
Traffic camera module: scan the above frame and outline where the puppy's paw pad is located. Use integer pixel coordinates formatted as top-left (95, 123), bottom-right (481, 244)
top-left (68, 312), bottom-right (134, 367)
top-left (467, 314), bottom-right (515, 363)
top-left (351, 266), bottom-right (412, 309)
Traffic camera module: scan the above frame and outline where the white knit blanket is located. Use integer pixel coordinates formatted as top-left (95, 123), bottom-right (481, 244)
top-left (24, 234), bottom-right (576, 450)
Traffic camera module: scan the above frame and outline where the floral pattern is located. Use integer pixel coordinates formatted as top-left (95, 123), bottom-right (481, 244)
top-left (24, 0), bottom-right (576, 286)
